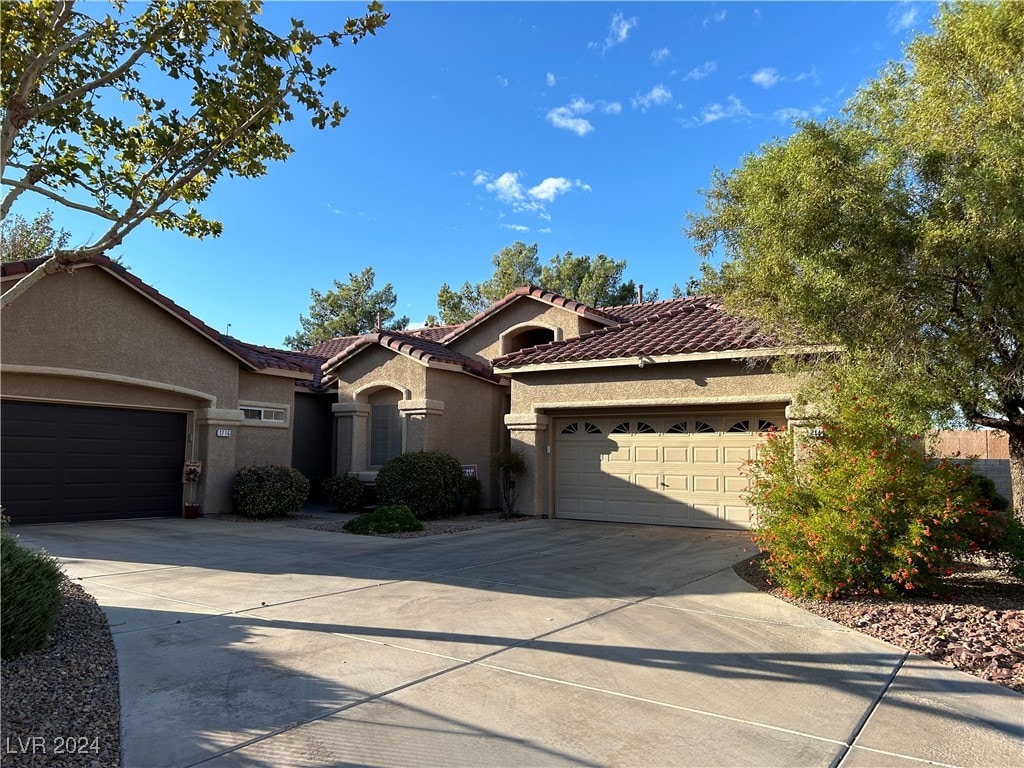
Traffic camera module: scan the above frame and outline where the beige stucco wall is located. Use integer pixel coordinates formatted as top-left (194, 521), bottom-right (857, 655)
top-left (508, 358), bottom-right (795, 412)
top-left (334, 346), bottom-right (426, 402)
top-left (424, 369), bottom-right (507, 509)
top-left (0, 265), bottom-right (297, 516)
top-left (235, 371), bottom-right (296, 470)
top-left (447, 298), bottom-right (606, 363)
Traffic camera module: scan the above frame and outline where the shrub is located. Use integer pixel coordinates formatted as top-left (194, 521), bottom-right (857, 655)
top-left (748, 394), bottom-right (1019, 599)
top-left (964, 471), bottom-right (1010, 513)
top-left (491, 449), bottom-right (526, 518)
top-left (322, 474), bottom-right (365, 512)
top-left (343, 505), bottom-right (423, 535)
top-left (459, 474), bottom-right (482, 514)
top-left (1, 533), bottom-right (63, 660)
top-left (232, 465), bottom-right (309, 519)
top-left (375, 451), bottom-right (463, 520)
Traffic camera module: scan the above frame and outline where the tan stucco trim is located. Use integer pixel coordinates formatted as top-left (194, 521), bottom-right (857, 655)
top-left (504, 412), bottom-right (550, 431)
top-left (530, 393), bottom-right (794, 413)
top-left (398, 399), bottom-right (445, 417)
top-left (353, 381), bottom-right (413, 401)
top-left (494, 346), bottom-right (829, 374)
top-left (1, 364), bottom-right (218, 406)
top-left (196, 408), bottom-right (245, 426)
top-left (333, 402), bottom-right (371, 416)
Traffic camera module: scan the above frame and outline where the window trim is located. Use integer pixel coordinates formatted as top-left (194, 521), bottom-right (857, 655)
top-left (239, 402), bottom-right (289, 428)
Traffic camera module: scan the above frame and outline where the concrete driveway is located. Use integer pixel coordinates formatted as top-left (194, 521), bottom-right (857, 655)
top-left (14, 515), bottom-right (1022, 768)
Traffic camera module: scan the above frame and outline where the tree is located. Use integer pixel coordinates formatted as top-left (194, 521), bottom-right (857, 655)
top-left (687, 2), bottom-right (1024, 514)
top-left (0, 210), bottom-right (70, 262)
top-left (430, 241), bottom-right (541, 325)
top-left (1, 0), bottom-right (388, 305)
top-left (285, 267), bottom-right (408, 349)
top-left (540, 251), bottom-right (630, 307)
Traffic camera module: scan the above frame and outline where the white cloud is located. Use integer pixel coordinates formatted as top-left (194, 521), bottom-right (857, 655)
top-left (888, 2), bottom-right (918, 33)
top-left (794, 68), bottom-right (821, 84)
top-left (538, 227), bottom-right (552, 234)
top-left (682, 60), bottom-right (717, 81)
top-left (632, 83), bottom-right (673, 111)
top-left (474, 171), bottom-right (590, 217)
top-left (752, 8), bottom-right (763, 22)
top-left (699, 96), bottom-right (752, 125)
top-left (546, 72), bottom-right (557, 87)
top-left (650, 47), bottom-right (671, 65)
top-left (703, 10), bottom-right (727, 28)
top-left (751, 67), bottom-right (781, 88)
top-left (603, 11), bottom-right (637, 52)
top-left (501, 223), bottom-right (530, 232)
top-left (546, 96), bottom-right (621, 136)
top-left (496, 75), bottom-right (509, 88)
top-left (528, 177), bottom-right (574, 202)
top-left (547, 105), bottom-right (594, 137)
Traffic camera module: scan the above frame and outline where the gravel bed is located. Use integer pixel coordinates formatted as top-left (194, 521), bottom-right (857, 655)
top-left (1, 578), bottom-right (121, 767)
top-left (734, 555), bottom-right (1024, 693)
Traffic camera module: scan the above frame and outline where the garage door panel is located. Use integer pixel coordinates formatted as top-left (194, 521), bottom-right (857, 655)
top-left (606, 447), bottom-right (632, 463)
top-left (663, 446), bottom-right (689, 463)
top-left (692, 475), bottom-right (721, 493)
top-left (661, 473), bottom-right (689, 492)
top-left (724, 446), bottom-right (753, 465)
top-left (633, 473), bottom-right (660, 491)
top-left (2, 401), bottom-right (186, 524)
top-left (725, 476), bottom-right (750, 493)
top-left (691, 446), bottom-right (721, 464)
top-left (634, 446), bottom-right (660, 463)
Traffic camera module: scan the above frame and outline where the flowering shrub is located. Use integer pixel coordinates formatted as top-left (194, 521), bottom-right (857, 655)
top-left (748, 395), bottom-right (1020, 599)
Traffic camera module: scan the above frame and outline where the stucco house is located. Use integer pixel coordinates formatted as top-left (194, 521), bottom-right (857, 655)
top-left (1, 257), bottom-right (798, 529)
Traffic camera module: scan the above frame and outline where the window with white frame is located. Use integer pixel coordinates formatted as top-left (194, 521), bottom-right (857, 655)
top-left (240, 406), bottom-right (287, 424)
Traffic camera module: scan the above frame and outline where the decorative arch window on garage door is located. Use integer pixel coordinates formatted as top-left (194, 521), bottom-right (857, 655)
top-left (560, 422), bottom-right (602, 435)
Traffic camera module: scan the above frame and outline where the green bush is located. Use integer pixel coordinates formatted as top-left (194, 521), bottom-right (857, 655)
top-left (1, 533), bottom-right (63, 660)
top-left (492, 449), bottom-right (526, 518)
top-left (322, 474), bottom-right (365, 512)
top-left (964, 470), bottom-right (1010, 513)
top-left (343, 505), bottom-right (423, 535)
top-left (375, 451), bottom-right (463, 519)
top-left (748, 394), bottom-right (1019, 599)
top-left (232, 465), bottom-right (310, 519)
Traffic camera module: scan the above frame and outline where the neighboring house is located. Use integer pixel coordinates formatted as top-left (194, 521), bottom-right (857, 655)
top-left (1, 256), bottom-right (330, 524)
top-left (1, 259), bottom-right (798, 529)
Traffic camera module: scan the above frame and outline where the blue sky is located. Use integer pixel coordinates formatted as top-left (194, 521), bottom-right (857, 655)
top-left (20, 1), bottom-right (937, 348)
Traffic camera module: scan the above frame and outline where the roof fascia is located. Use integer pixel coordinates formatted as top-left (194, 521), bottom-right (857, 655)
top-left (441, 292), bottom-right (618, 346)
top-left (494, 345), bottom-right (832, 374)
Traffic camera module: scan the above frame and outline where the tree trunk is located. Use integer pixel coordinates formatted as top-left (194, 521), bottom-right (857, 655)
top-left (1010, 429), bottom-right (1024, 522)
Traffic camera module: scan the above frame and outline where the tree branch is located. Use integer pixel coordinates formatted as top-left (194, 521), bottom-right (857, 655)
top-left (0, 176), bottom-right (119, 221)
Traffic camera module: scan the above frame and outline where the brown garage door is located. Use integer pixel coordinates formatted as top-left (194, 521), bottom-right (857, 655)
top-left (1, 400), bottom-right (187, 524)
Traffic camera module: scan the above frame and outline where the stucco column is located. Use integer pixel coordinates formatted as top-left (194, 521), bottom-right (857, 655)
top-left (333, 402), bottom-right (370, 474)
top-left (785, 403), bottom-right (823, 460)
top-left (194, 408), bottom-right (244, 515)
top-left (504, 412), bottom-right (549, 517)
top-left (398, 399), bottom-right (445, 453)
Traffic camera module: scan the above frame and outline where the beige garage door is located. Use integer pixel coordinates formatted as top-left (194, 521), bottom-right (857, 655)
top-left (554, 410), bottom-right (785, 529)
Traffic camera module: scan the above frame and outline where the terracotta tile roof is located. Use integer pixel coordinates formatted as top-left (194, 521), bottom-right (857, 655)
top-left (302, 335), bottom-right (363, 360)
top-left (599, 296), bottom-right (709, 323)
top-left (406, 324), bottom-right (460, 342)
top-left (322, 329), bottom-right (502, 384)
top-left (3, 256), bottom-right (319, 382)
top-left (493, 298), bottom-right (777, 368)
top-left (438, 284), bottom-right (619, 345)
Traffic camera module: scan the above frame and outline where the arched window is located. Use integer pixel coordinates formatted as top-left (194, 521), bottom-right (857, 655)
top-left (611, 422), bottom-right (630, 434)
top-left (584, 422), bottom-right (602, 434)
top-left (758, 419), bottom-right (779, 432)
top-left (694, 420), bottom-right (715, 434)
top-left (727, 420), bottom-right (751, 433)
top-left (501, 325), bottom-right (558, 355)
top-left (667, 421), bottom-right (688, 434)
top-left (561, 422), bottom-right (579, 434)
top-left (368, 389), bottom-right (403, 467)
top-left (636, 421), bottom-right (656, 434)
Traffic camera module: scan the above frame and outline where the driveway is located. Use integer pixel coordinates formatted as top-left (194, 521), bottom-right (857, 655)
top-left (14, 515), bottom-right (1022, 767)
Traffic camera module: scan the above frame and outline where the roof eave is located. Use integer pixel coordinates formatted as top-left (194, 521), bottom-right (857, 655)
top-left (494, 345), bottom-right (833, 374)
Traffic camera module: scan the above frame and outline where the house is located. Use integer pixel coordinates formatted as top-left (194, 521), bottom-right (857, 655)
top-left (1, 258), bottom-right (799, 529)
top-left (1, 256), bottom-right (331, 524)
